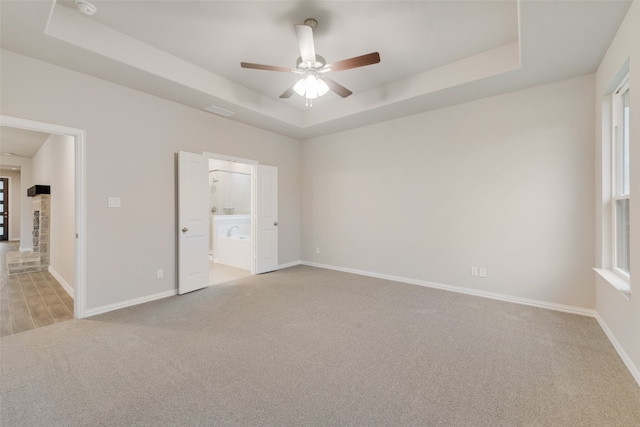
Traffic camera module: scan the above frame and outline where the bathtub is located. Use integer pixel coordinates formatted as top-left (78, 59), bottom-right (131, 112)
top-left (215, 234), bottom-right (252, 271)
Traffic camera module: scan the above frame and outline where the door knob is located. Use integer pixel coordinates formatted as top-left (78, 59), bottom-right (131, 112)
top-left (273, 222), bottom-right (278, 226)
top-left (182, 227), bottom-right (188, 233)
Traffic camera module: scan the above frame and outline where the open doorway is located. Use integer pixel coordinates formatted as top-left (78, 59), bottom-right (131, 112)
top-left (177, 151), bottom-right (278, 294)
top-left (208, 157), bottom-right (252, 285)
top-left (0, 115), bottom-right (86, 319)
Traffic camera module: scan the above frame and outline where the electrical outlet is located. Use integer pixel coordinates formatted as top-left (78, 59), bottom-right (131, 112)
top-left (471, 267), bottom-right (478, 276)
top-left (156, 269), bottom-right (164, 279)
top-left (479, 267), bottom-right (487, 278)
top-left (316, 247), bottom-right (320, 254)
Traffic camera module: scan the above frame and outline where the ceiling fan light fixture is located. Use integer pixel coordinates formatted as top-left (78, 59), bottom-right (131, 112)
top-left (293, 78), bottom-right (306, 96)
top-left (303, 18), bottom-right (319, 31)
top-left (317, 78), bottom-right (329, 96)
top-left (241, 17), bottom-right (380, 106)
top-left (304, 75), bottom-right (319, 99)
top-left (294, 74), bottom-right (329, 100)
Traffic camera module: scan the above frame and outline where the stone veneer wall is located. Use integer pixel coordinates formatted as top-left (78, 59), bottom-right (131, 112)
top-left (6, 194), bottom-right (51, 274)
top-left (32, 195), bottom-right (50, 265)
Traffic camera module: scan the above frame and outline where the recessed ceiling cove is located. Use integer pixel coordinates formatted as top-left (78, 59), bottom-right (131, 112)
top-left (241, 18), bottom-right (381, 107)
top-left (0, 0), bottom-right (632, 139)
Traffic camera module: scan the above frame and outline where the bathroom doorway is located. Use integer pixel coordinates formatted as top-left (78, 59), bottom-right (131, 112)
top-left (208, 157), bottom-right (252, 285)
top-left (177, 150), bottom-right (278, 293)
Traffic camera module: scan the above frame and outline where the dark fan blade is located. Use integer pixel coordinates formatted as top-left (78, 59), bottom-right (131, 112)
top-left (323, 77), bottom-right (352, 98)
top-left (325, 52), bottom-right (380, 72)
top-left (279, 86), bottom-right (295, 98)
top-left (294, 24), bottom-right (316, 64)
top-left (241, 62), bottom-right (294, 73)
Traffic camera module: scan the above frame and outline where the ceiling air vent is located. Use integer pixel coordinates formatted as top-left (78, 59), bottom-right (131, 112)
top-left (204, 105), bottom-right (235, 117)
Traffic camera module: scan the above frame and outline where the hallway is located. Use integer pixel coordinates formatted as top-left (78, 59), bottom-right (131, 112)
top-left (0, 241), bottom-right (73, 336)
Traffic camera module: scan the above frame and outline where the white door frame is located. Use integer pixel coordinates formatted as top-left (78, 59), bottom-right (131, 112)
top-left (0, 115), bottom-right (87, 319)
top-left (203, 151), bottom-right (258, 274)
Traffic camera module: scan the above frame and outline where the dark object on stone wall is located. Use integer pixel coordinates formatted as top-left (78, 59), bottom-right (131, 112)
top-left (27, 185), bottom-right (51, 197)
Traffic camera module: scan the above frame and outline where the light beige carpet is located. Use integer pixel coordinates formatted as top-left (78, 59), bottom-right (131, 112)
top-left (1, 265), bottom-right (639, 426)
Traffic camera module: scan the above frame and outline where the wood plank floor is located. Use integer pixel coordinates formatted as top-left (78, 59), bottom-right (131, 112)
top-left (0, 241), bottom-right (74, 337)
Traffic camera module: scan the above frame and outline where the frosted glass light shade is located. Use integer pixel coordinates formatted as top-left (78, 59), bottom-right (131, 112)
top-left (292, 74), bottom-right (329, 102)
top-left (317, 78), bottom-right (329, 96)
top-left (293, 79), bottom-right (306, 96)
top-left (305, 75), bottom-right (318, 99)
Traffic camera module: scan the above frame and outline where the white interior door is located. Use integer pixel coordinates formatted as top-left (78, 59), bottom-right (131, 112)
top-left (255, 165), bottom-right (278, 274)
top-left (178, 151), bottom-right (209, 294)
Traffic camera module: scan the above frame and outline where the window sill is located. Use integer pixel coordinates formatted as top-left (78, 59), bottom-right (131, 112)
top-left (594, 268), bottom-right (631, 299)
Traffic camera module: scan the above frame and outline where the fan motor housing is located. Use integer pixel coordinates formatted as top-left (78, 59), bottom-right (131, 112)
top-left (303, 18), bottom-right (318, 30)
top-left (296, 55), bottom-right (326, 70)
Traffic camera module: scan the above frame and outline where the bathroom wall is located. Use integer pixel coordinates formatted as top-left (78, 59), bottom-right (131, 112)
top-left (209, 170), bottom-right (251, 216)
top-left (209, 159), bottom-right (253, 255)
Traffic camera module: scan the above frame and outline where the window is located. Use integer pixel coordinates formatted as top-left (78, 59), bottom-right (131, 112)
top-left (612, 76), bottom-right (630, 277)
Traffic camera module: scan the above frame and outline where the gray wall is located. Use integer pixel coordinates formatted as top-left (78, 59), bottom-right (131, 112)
top-left (32, 133), bottom-right (76, 290)
top-left (0, 50), bottom-right (302, 311)
top-left (302, 74), bottom-right (595, 309)
top-left (594, 0), bottom-right (640, 383)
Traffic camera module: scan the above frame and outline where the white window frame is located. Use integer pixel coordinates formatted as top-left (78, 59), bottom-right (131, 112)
top-left (611, 76), bottom-right (630, 280)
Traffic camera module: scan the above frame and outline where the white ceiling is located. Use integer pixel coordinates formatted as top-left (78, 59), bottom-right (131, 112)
top-left (0, 127), bottom-right (51, 168)
top-left (0, 0), bottom-right (632, 140)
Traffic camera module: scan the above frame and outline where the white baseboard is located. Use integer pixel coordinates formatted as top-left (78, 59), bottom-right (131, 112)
top-left (84, 289), bottom-right (177, 318)
top-left (278, 260), bottom-right (302, 270)
top-left (300, 261), bottom-right (596, 317)
top-left (48, 266), bottom-right (74, 299)
top-left (79, 260), bottom-right (638, 389)
top-left (84, 260), bottom-right (303, 318)
top-left (595, 313), bottom-right (640, 388)
top-left (299, 262), bottom-right (640, 386)
top-left (278, 261), bottom-right (640, 389)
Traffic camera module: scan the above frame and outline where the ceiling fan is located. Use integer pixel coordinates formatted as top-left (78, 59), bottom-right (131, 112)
top-left (241, 18), bottom-right (381, 106)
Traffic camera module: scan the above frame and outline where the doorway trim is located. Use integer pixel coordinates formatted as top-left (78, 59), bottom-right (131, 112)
top-left (0, 115), bottom-right (87, 319)
top-left (203, 151), bottom-right (258, 275)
